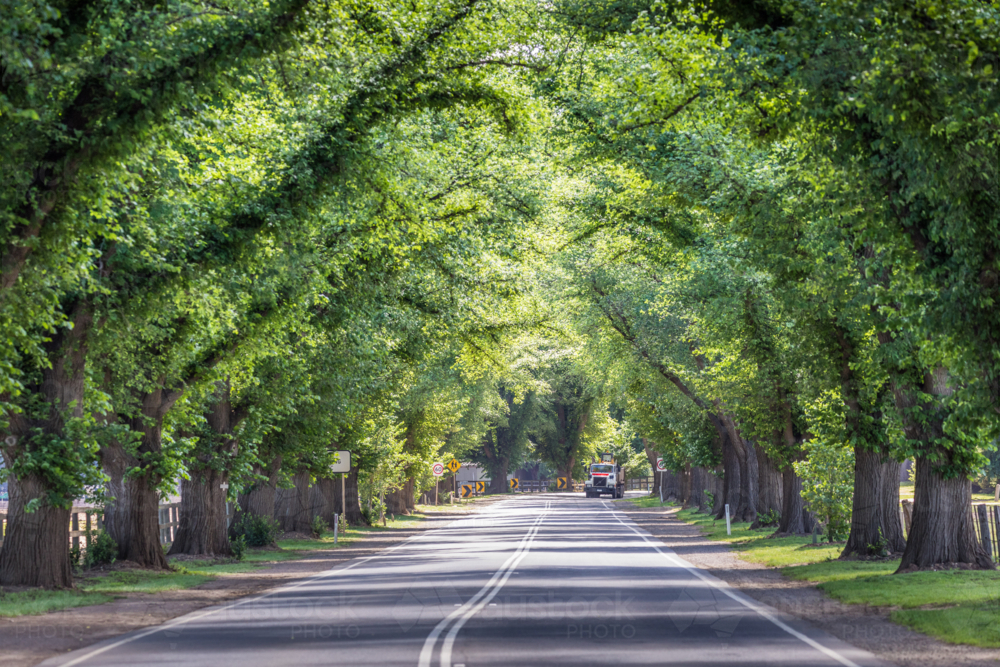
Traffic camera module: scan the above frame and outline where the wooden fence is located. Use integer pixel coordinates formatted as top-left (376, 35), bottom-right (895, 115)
top-left (0, 502), bottom-right (231, 551)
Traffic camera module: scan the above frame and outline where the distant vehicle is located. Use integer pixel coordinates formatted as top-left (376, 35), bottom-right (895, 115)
top-left (585, 457), bottom-right (624, 499)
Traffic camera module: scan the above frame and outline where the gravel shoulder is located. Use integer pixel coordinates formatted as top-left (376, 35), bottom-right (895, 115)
top-left (619, 502), bottom-right (1000, 667)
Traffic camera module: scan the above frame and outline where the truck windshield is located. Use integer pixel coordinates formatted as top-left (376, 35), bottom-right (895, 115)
top-left (591, 465), bottom-right (614, 474)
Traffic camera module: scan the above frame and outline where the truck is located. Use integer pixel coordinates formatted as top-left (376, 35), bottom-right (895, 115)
top-left (584, 455), bottom-right (624, 499)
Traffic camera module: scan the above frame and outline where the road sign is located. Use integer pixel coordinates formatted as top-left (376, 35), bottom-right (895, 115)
top-left (476, 481), bottom-right (486, 494)
top-left (432, 462), bottom-right (445, 477)
top-left (556, 477), bottom-right (568, 490)
top-left (509, 478), bottom-right (519, 490)
top-left (330, 450), bottom-right (351, 473)
top-left (460, 484), bottom-right (474, 498)
top-left (656, 458), bottom-right (667, 472)
top-left (447, 459), bottom-right (461, 473)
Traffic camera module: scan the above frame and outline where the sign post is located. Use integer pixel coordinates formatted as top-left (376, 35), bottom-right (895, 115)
top-left (655, 458), bottom-right (666, 504)
top-left (725, 504), bottom-right (732, 536)
top-left (432, 462), bottom-right (444, 505)
top-left (447, 459), bottom-right (461, 502)
top-left (331, 451), bottom-right (351, 527)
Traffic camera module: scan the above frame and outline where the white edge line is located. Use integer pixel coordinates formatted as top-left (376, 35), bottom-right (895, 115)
top-left (602, 501), bottom-right (863, 667)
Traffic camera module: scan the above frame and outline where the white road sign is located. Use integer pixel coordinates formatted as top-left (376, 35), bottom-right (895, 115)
top-left (330, 450), bottom-right (351, 473)
top-left (656, 458), bottom-right (667, 472)
top-left (432, 462), bottom-right (445, 477)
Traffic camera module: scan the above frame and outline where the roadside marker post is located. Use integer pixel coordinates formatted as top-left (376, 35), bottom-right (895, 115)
top-left (725, 504), bottom-right (731, 536)
top-left (334, 513), bottom-right (338, 545)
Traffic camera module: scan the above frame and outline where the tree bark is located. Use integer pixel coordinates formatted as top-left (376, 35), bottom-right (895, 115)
top-left (0, 302), bottom-right (91, 588)
top-left (235, 454), bottom-right (282, 531)
top-left (0, 471), bottom-right (72, 588)
top-left (167, 467), bottom-right (231, 556)
top-left (753, 443), bottom-right (783, 519)
top-left (343, 464), bottom-right (365, 526)
top-left (385, 477), bottom-right (413, 515)
top-left (778, 467), bottom-right (806, 534)
top-left (841, 448), bottom-right (905, 557)
top-left (643, 440), bottom-right (661, 497)
top-left (899, 457), bottom-right (993, 570)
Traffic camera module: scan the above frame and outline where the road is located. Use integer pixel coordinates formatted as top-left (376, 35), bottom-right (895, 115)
top-left (43, 495), bottom-right (892, 667)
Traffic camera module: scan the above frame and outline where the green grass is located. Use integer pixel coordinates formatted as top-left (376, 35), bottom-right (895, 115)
top-left (79, 569), bottom-right (213, 594)
top-left (675, 507), bottom-right (1000, 647)
top-left (0, 588), bottom-right (112, 617)
top-left (618, 496), bottom-right (675, 508)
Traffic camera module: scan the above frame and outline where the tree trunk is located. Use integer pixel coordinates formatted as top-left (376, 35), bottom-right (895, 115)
top-left (103, 454), bottom-right (168, 568)
top-left (778, 467), bottom-right (806, 534)
top-left (0, 302), bottom-right (91, 588)
top-left (343, 465), bottom-right (365, 526)
top-left (662, 471), bottom-right (681, 501)
top-left (385, 478), bottom-right (412, 515)
top-left (841, 448), bottom-right (905, 557)
top-left (237, 455), bottom-right (282, 525)
top-left (314, 477), bottom-right (338, 526)
top-left (679, 463), bottom-right (691, 505)
top-left (168, 466), bottom-right (231, 556)
top-left (753, 443), bottom-right (783, 523)
top-left (643, 440), bottom-right (661, 497)
top-left (0, 471), bottom-right (72, 588)
top-left (898, 457), bottom-right (993, 570)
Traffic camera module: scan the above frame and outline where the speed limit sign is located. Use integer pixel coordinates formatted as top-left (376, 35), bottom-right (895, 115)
top-left (656, 458), bottom-right (667, 472)
top-left (432, 462), bottom-right (445, 477)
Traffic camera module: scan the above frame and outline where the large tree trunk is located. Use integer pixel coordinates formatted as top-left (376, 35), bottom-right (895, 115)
top-left (275, 469), bottom-right (312, 533)
top-left (753, 443), bottom-right (783, 521)
top-left (168, 467), bottom-right (231, 556)
top-left (385, 478), bottom-right (413, 515)
top-left (102, 385), bottom-right (181, 569)
top-left (314, 477), bottom-right (339, 527)
top-left (679, 463), bottom-right (691, 505)
top-left (0, 471), bottom-right (72, 588)
top-left (0, 302), bottom-right (91, 588)
top-left (237, 455), bottom-right (282, 526)
top-left (169, 383), bottom-right (239, 556)
top-left (344, 465), bottom-right (365, 526)
top-left (778, 467), bottom-right (807, 534)
top-left (891, 365), bottom-right (993, 570)
top-left (842, 448), bottom-right (905, 558)
top-left (662, 471), bottom-right (681, 501)
top-left (899, 457), bottom-right (993, 570)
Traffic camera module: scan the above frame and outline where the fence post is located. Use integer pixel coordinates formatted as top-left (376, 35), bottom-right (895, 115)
top-left (977, 504), bottom-right (993, 559)
top-left (900, 500), bottom-right (913, 536)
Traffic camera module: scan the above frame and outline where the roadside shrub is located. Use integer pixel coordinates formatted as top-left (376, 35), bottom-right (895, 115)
top-left (310, 515), bottom-right (329, 538)
top-left (795, 392), bottom-right (854, 541)
top-left (233, 514), bottom-right (282, 547)
top-left (85, 529), bottom-right (118, 567)
top-left (230, 534), bottom-right (248, 561)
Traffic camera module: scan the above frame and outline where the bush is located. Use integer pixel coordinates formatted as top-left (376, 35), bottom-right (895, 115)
top-left (84, 529), bottom-right (118, 568)
top-left (310, 515), bottom-right (329, 538)
top-left (230, 534), bottom-right (248, 561)
top-left (232, 514), bottom-right (282, 547)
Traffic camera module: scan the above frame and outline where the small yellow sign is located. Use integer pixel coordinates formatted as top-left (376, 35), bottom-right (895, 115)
top-left (556, 477), bottom-right (568, 490)
top-left (447, 459), bottom-right (462, 473)
top-left (460, 484), bottom-right (474, 498)
top-left (476, 481), bottom-right (486, 494)
top-left (509, 478), bottom-right (519, 490)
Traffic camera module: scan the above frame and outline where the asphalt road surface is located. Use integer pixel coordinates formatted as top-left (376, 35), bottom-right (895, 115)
top-left (43, 495), bottom-right (892, 667)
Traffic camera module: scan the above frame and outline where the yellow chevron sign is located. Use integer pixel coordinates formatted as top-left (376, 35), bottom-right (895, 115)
top-left (460, 484), bottom-right (474, 498)
top-left (557, 477), bottom-right (568, 490)
top-left (476, 481), bottom-right (486, 494)
top-left (509, 478), bottom-right (519, 490)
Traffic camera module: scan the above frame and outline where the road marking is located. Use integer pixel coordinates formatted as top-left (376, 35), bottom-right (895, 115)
top-left (602, 501), bottom-right (863, 667)
top-left (419, 501), bottom-right (550, 667)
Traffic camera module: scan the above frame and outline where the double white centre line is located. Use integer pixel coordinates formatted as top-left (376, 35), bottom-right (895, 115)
top-left (418, 500), bottom-right (550, 667)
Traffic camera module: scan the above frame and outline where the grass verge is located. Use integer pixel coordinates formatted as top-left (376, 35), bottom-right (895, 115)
top-left (673, 506), bottom-right (1000, 647)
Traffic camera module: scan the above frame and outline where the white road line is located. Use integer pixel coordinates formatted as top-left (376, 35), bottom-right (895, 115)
top-left (602, 501), bottom-right (863, 667)
top-left (419, 500), bottom-right (550, 667)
